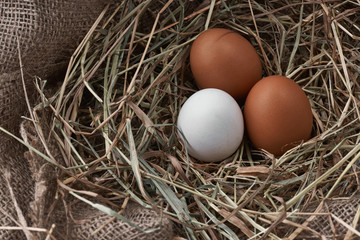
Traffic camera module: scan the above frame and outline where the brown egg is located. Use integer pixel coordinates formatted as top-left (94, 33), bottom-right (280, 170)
top-left (244, 75), bottom-right (313, 156)
top-left (190, 28), bottom-right (262, 101)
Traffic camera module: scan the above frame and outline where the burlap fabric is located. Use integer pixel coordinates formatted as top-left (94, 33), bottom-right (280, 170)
top-left (3, 1), bottom-right (358, 240)
top-left (0, 1), bottom-right (173, 239)
top-left (1, 0), bottom-right (111, 74)
top-left (294, 196), bottom-right (360, 239)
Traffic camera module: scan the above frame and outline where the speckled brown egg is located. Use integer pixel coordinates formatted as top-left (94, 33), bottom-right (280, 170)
top-left (190, 28), bottom-right (262, 101)
top-left (244, 75), bottom-right (313, 156)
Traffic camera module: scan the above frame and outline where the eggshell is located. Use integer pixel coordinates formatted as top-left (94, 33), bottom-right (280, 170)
top-left (177, 88), bottom-right (244, 162)
top-left (244, 75), bottom-right (313, 156)
top-left (190, 28), bottom-right (262, 101)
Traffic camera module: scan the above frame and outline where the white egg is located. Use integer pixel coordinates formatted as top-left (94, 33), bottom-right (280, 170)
top-left (177, 88), bottom-right (244, 162)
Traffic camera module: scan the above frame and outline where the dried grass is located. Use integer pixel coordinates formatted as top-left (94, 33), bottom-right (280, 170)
top-left (26, 0), bottom-right (360, 239)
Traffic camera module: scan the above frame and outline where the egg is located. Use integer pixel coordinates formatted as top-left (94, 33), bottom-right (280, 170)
top-left (177, 88), bottom-right (244, 162)
top-left (244, 75), bottom-right (313, 156)
top-left (190, 28), bottom-right (262, 101)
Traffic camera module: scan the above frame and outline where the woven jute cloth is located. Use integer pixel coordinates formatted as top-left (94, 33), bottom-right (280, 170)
top-left (0, 1), bottom-right (173, 239)
top-left (293, 196), bottom-right (360, 239)
top-left (2, 1), bottom-right (358, 240)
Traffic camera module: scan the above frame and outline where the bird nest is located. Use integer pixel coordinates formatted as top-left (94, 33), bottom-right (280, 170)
top-left (28, 1), bottom-right (360, 239)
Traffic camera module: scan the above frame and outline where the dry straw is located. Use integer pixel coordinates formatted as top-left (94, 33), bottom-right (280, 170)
top-left (28, 0), bottom-right (360, 239)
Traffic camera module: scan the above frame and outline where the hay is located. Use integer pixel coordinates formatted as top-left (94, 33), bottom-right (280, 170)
top-left (26, 0), bottom-right (360, 239)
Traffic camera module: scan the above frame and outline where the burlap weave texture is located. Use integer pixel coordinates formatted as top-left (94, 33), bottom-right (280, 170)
top-left (0, 0), bottom-right (109, 74)
top-left (4, 1), bottom-right (358, 239)
top-left (0, 0), bottom-right (106, 238)
top-left (0, 1), bottom-right (173, 239)
top-left (295, 196), bottom-right (360, 239)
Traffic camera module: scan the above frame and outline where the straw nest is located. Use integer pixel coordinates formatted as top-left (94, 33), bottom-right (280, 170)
top-left (28, 0), bottom-right (360, 239)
